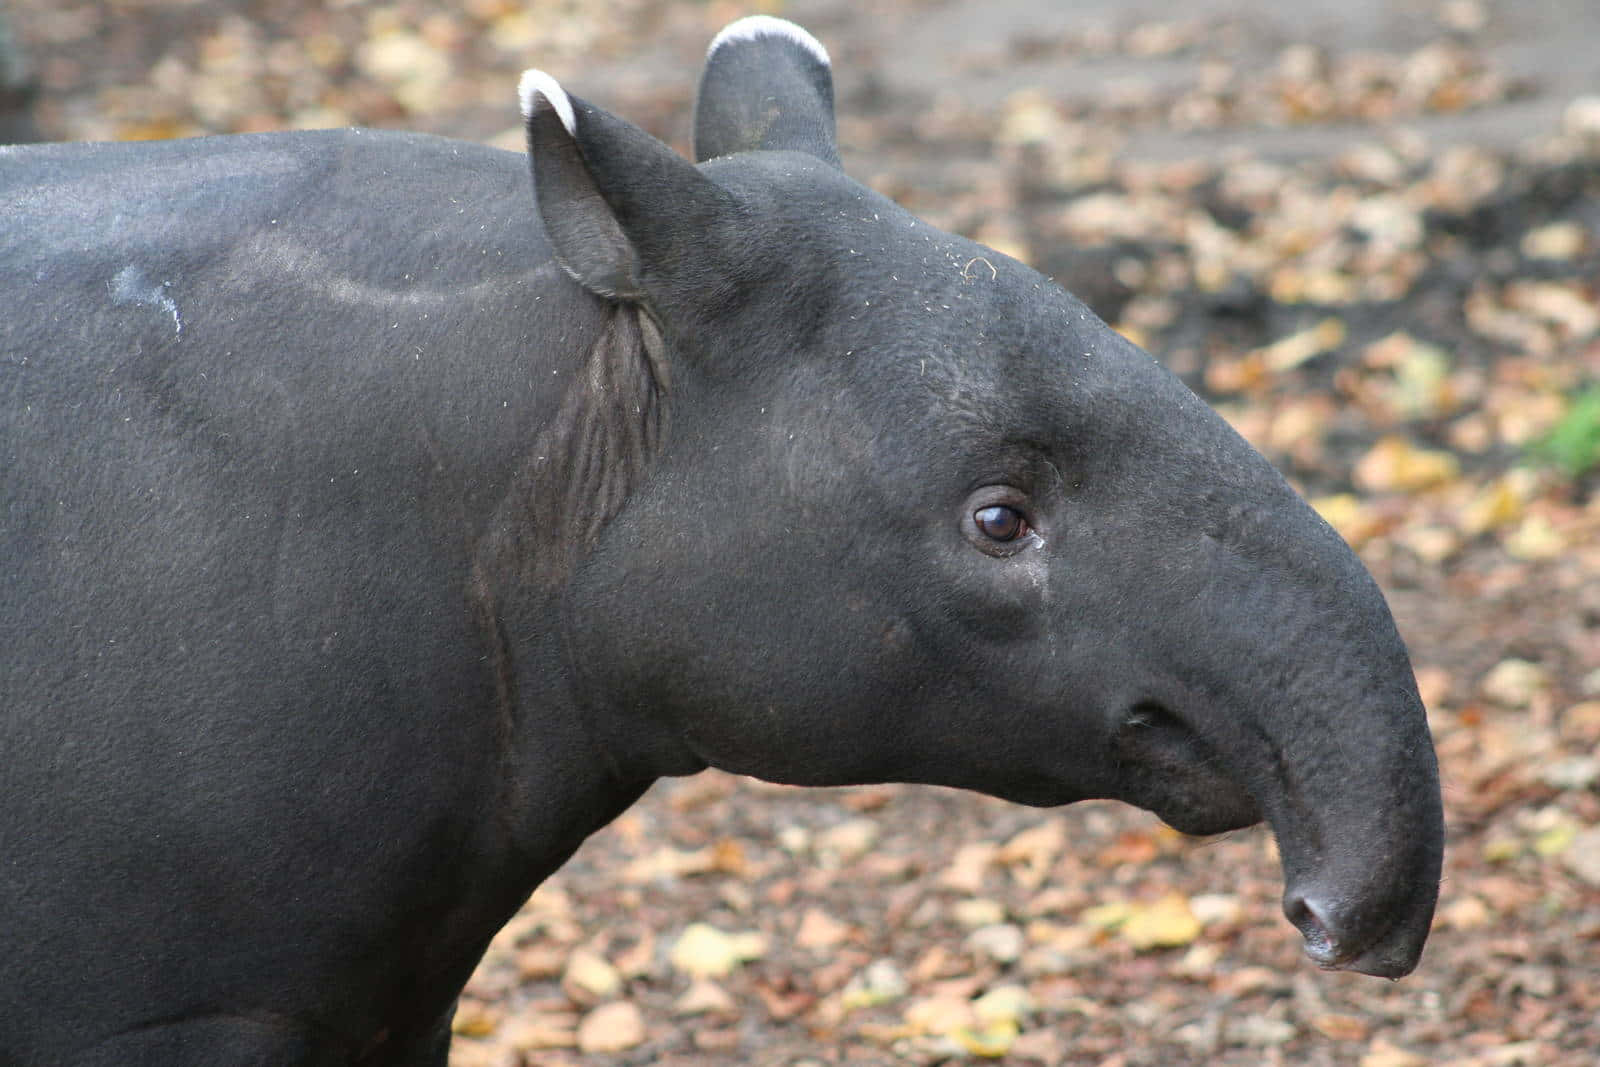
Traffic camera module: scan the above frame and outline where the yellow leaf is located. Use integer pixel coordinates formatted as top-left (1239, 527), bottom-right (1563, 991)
top-left (1505, 514), bottom-right (1567, 560)
top-left (1532, 821), bottom-right (1577, 857)
top-left (1255, 317), bottom-right (1347, 372)
top-left (1354, 435), bottom-right (1459, 493)
top-left (951, 1019), bottom-right (1020, 1058)
top-left (669, 924), bottom-right (766, 978)
top-left (451, 999), bottom-right (500, 1037)
top-left (1312, 493), bottom-right (1382, 547)
top-left (1080, 901), bottom-right (1133, 930)
top-left (903, 995), bottom-right (979, 1036)
top-left (1120, 893), bottom-right (1202, 950)
top-left (972, 985), bottom-right (1034, 1027)
top-left (1461, 472), bottom-right (1534, 535)
top-left (1482, 837), bottom-right (1520, 863)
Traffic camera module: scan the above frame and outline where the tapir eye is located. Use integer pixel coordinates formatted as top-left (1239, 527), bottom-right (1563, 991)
top-left (973, 505), bottom-right (1028, 542)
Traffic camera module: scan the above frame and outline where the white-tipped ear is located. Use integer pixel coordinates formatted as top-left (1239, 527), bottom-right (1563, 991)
top-left (706, 15), bottom-right (830, 68)
top-left (518, 68), bottom-right (576, 134)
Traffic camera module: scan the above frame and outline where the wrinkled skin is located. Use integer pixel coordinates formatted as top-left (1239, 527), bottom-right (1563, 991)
top-left (0, 16), bottom-right (1441, 1066)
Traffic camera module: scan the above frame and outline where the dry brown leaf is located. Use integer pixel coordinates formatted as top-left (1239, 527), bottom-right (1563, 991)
top-left (561, 946), bottom-right (622, 1005)
top-left (575, 1001), bottom-right (645, 1054)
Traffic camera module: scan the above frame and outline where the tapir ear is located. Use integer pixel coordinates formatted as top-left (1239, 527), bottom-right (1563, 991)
top-left (519, 70), bottom-right (738, 302)
top-left (693, 16), bottom-right (841, 168)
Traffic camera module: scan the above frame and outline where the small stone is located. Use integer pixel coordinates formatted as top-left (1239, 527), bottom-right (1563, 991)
top-left (576, 1001), bottom-right (646, 1054)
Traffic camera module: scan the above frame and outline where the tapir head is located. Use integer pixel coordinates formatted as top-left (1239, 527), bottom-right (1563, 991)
top-left (521, 17), bottom-right (1442, 978)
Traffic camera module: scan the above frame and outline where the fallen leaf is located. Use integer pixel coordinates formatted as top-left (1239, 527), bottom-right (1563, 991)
top-left (951, 1019), bottom-right (1021, 1058)
top-left (816, 818), bottom-right (880, 864)
top-left (576, 1001), bottom-right (645, 1054)
top-left (1311, 1013), bottom-right (1371, 1040)
top-left (1354, 435), bottom-right (1461, 492)
top-left (966, 923), bottom-right (1026, 963)
top-left (840, 959), bottom-right (909, 1011)
top-left (951, 898), bottom-right (1008, 928)
top-left (1560, 828), bottom-right (1600, 887)
top-left (562, 946), bottom-right (622, 1005)
top-left (1361, 1039), bottom-right (1430, 1067)
top-left (1255, 317), bottom-right (1347, 373)
top-left (450, 998), bottom-right (500, 1038)
top-left (674, 978), bottom-right (738, 1017)
top-left (973, 984), bottom-right (1035, 1027)
top-left (795, 908), bottom-right (853, 950)
top-left (939, 843), bottom-right (998, 893)
top-left (1480, 659), bottom-right (1549, 708)
top-left (502, 1012), bottom-right (578, 1051)
top-left (1120, 893), bottom-right (1202, 950)
top-left (669, 923), bottom-right (767, 978)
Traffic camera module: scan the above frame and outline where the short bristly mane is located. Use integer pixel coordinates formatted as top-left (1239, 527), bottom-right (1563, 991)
top-left (476, 304), bottom-right (669, 588)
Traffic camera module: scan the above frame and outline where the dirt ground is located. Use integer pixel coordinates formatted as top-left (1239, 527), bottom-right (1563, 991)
top-left (8, 1), bottom-right (1599, 1064)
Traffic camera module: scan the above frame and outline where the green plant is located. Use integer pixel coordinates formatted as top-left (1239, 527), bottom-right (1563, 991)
top-left (1532, 384), bottom-right (1600, 479)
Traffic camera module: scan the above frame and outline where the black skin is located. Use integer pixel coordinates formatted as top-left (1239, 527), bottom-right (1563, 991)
top-left (0, 17), bottom-right (1441, 1065)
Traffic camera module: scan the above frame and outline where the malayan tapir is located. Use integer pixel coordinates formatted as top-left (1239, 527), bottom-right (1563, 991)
top-left (0, 15), bottom-right (1442, 1065)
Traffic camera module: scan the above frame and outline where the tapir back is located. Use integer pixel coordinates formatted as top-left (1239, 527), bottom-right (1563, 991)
top-left (0, 130), bottom-right (608, 1057)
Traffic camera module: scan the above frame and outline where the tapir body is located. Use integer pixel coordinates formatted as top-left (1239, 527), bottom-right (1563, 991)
top-left (0, 18), bottom-right (1442, 1065)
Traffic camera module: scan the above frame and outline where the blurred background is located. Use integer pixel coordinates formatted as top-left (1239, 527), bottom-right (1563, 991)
top-left (5, 1), bottom-right (1598, 1064)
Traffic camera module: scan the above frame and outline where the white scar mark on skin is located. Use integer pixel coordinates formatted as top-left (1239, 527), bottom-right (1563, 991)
top-left (707, 15), bottom-right (831, 68)
top-left (242, 237), bottom-right (558, 308)
top-left (110, 265), bottom-right (182, 336)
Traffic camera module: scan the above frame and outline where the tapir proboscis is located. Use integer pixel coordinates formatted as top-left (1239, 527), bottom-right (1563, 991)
top-left (0, 16), bottom-right (1443, 1065)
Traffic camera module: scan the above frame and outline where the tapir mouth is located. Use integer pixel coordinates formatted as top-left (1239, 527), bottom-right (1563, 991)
top-left (1110, 701), bottom-right (1261, 837)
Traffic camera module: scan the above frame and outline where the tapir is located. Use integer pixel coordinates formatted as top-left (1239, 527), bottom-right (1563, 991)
top-left (0, 15), bottom-right (1442, 1065)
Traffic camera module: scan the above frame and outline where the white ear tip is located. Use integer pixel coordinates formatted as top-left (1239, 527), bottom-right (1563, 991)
top-left (518, 69), bottom-right (577, 134)
top-left (707, 15), bottom-right (830, 68)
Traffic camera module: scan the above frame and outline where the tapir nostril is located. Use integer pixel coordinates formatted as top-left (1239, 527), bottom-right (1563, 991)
top-left (1284, 892), bottom-right (1341, 967)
